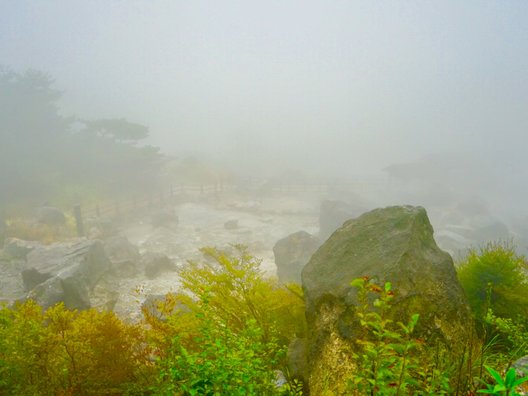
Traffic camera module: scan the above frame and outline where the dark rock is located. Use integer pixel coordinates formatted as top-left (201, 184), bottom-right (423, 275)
top-left (22, 268), bottom-right (53, 291)
top-left (30, 275), bottom-right (91, 310)
top-left (301, 205), bottom-right (475, 394)
top-left (3, 238), bottom-right (40, 259)
top-left (224, 220), bottom-right (238, 230)
top-left (273, 231), bottom-right (320, 283)
top-left (104, 235), bottom-right (141, 278)
top-left (36, 206), bottom-right (66, 226)
top-left (24, 239), bottom-right (111, 309)
top-left (143, 252), bottom-right (177, 279)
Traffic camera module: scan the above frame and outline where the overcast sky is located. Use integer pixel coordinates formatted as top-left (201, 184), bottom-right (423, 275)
top-left (1, 0), bottom-right (527, 178)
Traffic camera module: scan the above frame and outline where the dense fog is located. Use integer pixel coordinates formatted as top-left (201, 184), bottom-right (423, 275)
top-left (1, 1), bottom-right (528, 242)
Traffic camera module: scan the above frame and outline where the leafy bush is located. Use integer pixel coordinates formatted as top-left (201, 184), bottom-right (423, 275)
top-left (0, 301), bottom-right (152, 395)
top-left (4, 217), bottom-right (75, 244)
top-left (478, 365), bottom-right (528, 395)
top-left (1, 246), bottom-right (527, 395)
top-left (158, 309), bottom-right (282, 395)
top-left (149, 245), bottom-right (306, 393)
top-left (457, 242), bottom-right (528, 324)
top-left (346, 277), bottom-right (452, 395)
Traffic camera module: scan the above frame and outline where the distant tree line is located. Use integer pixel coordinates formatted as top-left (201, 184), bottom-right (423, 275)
top-left (0, 67), bottom-right (162, 211)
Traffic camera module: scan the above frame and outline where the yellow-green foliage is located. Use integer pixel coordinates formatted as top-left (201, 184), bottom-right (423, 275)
top-left (0, 301), bottom-right (153, 395)
top-left (142, 292), bottom-right (202, 356)
top-left (4, 217), bottom-right (75, 244)
top-left (457, 242), bottom-right (528, 322)
top-left (3, 246), bottom-right (526, 394)
top-left (146, 245), bottom-right (307, 394)
top-left (178, 245), bottom-right (306, 346)
top-left (0, 247), bottom-right (306, 395)
top-left (143, 245), bottom-right (307, 351)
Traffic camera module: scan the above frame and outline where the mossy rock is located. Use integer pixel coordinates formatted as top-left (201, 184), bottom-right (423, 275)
top-left (301, 205), bottom-right (476, 394)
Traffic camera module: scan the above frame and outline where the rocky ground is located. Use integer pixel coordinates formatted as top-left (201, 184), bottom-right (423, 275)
top-left (113, 196), bottom-right (320, 320)
top-left (0, 192), bottom-right (322, 321)
top-left (1, 187), bottom-right (522, 322)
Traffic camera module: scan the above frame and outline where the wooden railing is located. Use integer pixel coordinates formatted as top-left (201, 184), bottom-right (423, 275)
top-left (72, 179), bottom-right (382, 236)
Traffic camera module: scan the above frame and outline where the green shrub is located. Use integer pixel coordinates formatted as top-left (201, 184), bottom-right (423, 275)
top-left (150, 245), bottom-right (306, 394)
top-left (4, 217), bottom-right (75, 244)
top-left (157, 305), bottom-right (282, 395)
top-left (0, 301), bottom-right (153, 395)
top-left (477, 365), bottom-right (528, 395)
top-left (457, 242), bottom-right (528, 324)
top-left (346, 277), bottom-right (452, 395)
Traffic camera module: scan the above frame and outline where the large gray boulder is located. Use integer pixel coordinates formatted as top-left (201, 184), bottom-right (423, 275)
top-left (301, 205), bottom-right (475, 394)
top-left (273, 231), bottom-right (320, 283)
top-left (24, 239), bottom-right (111, 309)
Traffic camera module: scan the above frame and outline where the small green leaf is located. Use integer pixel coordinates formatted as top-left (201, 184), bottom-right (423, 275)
top-left (485, 365), bottom-right (506, 386)
top-left (505, 368), bottom-right (517, 387)
top-left (493, 384), bottom-right (507, 392)
top-left (351, 278), bottom-right (366, 288)
top-left (513, 375), bottom-right (528, 387)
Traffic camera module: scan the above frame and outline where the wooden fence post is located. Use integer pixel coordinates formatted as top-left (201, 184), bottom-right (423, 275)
top-left (73, 205), bottom-right (85, 237)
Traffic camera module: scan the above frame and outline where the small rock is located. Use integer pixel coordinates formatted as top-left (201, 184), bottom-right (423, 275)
top-left (273, 231), bottom-right (320, 284)
top-left (21, 268), bottom-right (52, 291)
top-left (104, 235), bottom-right (141, 278)
top-left (143, 252), bottom-right (178, 279)
top-left (3, 238), bottom-right (40, 259)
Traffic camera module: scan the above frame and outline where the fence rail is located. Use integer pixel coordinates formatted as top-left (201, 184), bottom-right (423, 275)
top-left (73, 180), bottom-right (383, 237)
